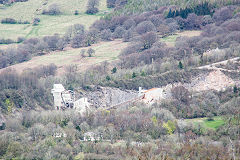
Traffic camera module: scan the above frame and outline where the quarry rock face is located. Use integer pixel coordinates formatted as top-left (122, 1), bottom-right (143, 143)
top-left (189, 70), bottom-right (235, 92)
top-left (85, 87), bottom-right (138, 108)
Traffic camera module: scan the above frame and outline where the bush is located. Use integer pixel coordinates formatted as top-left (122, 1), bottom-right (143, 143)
top-left (149, 14), bottom-right (163, 27)
top-left (42, 4), bottom-right (61, 15)
top-left (107, 0), bottom-right (116, 8)
top-left (123, 18), bottom-right (136, 30)
top-left (139, 32), bottom-right (157, 49)
top-left (113, 26), bottom-right (125, 38)
top-left (74, 10), bottom-right (79, 15)
top-left (171, 86), bottom-right (190, 105)
top-left (71, 34), bottom-right (85, 48)
top-left (86, 7), bottom-right (99, 14)
top-left (0, 38), bottom-right (15, 44)
top-left (100, 29), bottom-right (112, 41)
top-left (135, 21), bottom-right (156, 34)
top-left (33, 18), bottom-right (40, 25)
top-left (17, 37), bottom-right (25, 43)
top-left (123, 29), bottom-right (133, 42)
top-left (1, 18), bottom-right (17, 24)
top-left (109, 16), bottom-right (128, 31)
top-left (92, 20), bottom-right (109, 31)
top-left (87, 48), bottom-right (95, 57)
top-left (86, 0), bottom-right (99, 14)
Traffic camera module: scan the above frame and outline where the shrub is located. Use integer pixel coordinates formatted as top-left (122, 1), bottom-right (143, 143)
top-left (74, 10), bottom-right (79, 15)
top-left (19, 20), bottom-right (30, 24)
top-left (100, 29), bottom-right (112, 41)
top-left (33, 18), bottom-right (40, 25)
top-left (113, 26), bottom-right (125, 38)
top-left (213, 7), bottom-right (234, 24)
top-left (17, 37), bottom-right (25, 43)
top-left (111, 67), bottom-right (117, 73)
top-left (202, 15), bottom-right (213, 26)
top-left (84, 29), bottom-right (99, 46)
top-left (42, 4), bottom-right (61, 15)
top-left (185, 13), bottom-right (202, 30)
top-left (149, 14), bottom-right (163, 27)
top-left (109, 16), bottom-right (128, 31)
top-left (157, 24), bottom-right (170, 35)
top-left (135, 21), bottom-right (156, 34)
top-left (86, 0), bottom-right (99, 14)
top-left (71, 34), bottom-right (85, 48)
top-left (123, 18), bottom-right (136, 30)
top-left (123, 29), bottom-right (133, 42)
top-left (92, 20), bottom-right (109, 31)
top-left (1, 18), bottom-right (17, 24)
top-left (87, 48), bottom-right (95, 57)
top-left (171, 86), bottom-right (190, 105)
top-left (0, 38), bottom-right (15, 44)
top-left (139, 32), bottom-right (157, 49)
top-left (107, 0), bottom-right (116, 8)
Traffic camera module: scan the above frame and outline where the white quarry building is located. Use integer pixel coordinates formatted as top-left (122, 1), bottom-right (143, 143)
top-left (51, 84), bottom-right (91, 113)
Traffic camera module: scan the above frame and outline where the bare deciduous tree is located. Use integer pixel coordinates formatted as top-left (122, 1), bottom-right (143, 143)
top-left (86, 0), bottom-right (99, 14)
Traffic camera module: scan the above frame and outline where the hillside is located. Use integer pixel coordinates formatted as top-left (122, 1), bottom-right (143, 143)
top-left (0, 30), bottom-right (200, 75)
top-left (0, 0), bottom-right (108, 40)
top-left (0, 0), bottom-right (240, 159)
top-left (0, 39), bottom-right (128, 75)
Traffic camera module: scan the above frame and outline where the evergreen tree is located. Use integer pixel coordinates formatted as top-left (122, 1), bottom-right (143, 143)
top-left (132, 72), bottom-right (137, 78)
top-left (167, 9), bottom-right (173, 18)
top-left (106, 75), bottom-right (111, 81)
top-left (111, 67), bottom-right (117, 74)
top-left (178, 61), bottom-right (183, 69)
top-left (233, 85), bottom-right (238, 94)
top-left (175, 10), bottom-right (179, 17)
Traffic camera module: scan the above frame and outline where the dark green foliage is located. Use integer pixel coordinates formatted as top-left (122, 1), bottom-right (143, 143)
top-left (132, 72), bottom-right (137, 78)
top-left (106, 75), bottom-right (111, 81)
top-left (60, 119), bottom-right (69, 127)
top-left (1, 18), bottom-right (17, 24)
top-left (111, 67), bottom-right (117, 74)
top-left (166, 2), bottom-right (214, 19)
top-left (178, 61), bottom-right (183, 69)
top-left (74, 10), bottom-right (79, 15)
top-left (0, 38), bottom-right (15, 44)
top-left (233, 85), bottom-right (238, 94)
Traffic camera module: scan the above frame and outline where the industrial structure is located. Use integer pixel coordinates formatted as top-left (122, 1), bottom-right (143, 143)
top-left (51, 84), bottom-right (91, 113)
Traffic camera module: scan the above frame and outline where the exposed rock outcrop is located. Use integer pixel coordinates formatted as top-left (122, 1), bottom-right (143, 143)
top-left (83, 86), bottom-right (138, 108)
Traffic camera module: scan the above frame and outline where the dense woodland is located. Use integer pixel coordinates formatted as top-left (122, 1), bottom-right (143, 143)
top-left (0, 0), bottom-right (240, 159)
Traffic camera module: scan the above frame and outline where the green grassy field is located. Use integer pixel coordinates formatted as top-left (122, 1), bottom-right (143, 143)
top-left (186, 116), bottom-right (225, 130)
top-left (203, 117), bottom-right (225, 129)
top-left (0, 0), bottom-right (108, 40)
top-left (160, 30), bottom-right (201, 47)
top-left (160, 34), bottom-right (178, 47)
